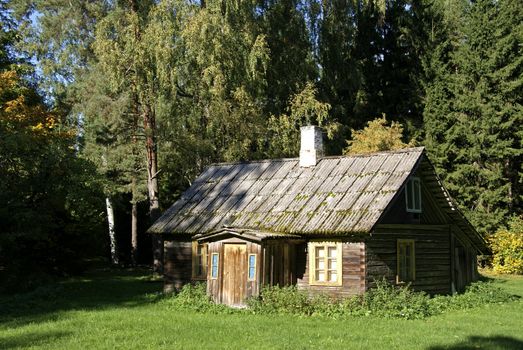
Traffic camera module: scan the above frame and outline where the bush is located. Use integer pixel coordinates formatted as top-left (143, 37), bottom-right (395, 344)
top-left (362, 279), bottom-right (432, 319)
top-left (247, 285), bottom-right (312, 315)
top-left (247, 279), bottom-right (517, 320)
top-left (429, 281), bottom-right (517, 314)
top-left (489, 217), bottom-right (523, 274)
top-left (164, 283), bottom-right (233, 314)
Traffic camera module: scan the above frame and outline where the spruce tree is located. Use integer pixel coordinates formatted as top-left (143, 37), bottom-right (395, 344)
top-left (424, 0), bottom-right (522, 233)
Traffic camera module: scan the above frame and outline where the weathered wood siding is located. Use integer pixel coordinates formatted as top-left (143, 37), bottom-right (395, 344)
top-left (206, 238), bottom-right (262, 304)
top-left (262, 241), bottom-right (297, 287)
top-left (451, 226), bottom-right (479, 292)
top-left (380, 168), bottom-right (447, 226)
top-left (163, 240), bottom-right (192, 293)
top-left (367, 226), bottom-right (451, 295)
top-left (296, 241), bottom-right (366, 297)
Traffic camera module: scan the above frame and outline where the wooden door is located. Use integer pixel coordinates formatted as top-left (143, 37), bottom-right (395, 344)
top-left (222, 244), bottom-right (247, 306)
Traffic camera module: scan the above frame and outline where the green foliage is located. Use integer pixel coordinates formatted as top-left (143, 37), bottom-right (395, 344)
top-left (247, 279), bottom-right (516, 320)
top-left (423, 0), bottom-right (523, 233)
top-left (0, 71), bottom-right (105, 292)
top-left (344, 116), bottom-right (411, 155)
top-left (489, 217), bottom-right (523, 274)
top-left (429, 280), bottom-right (517, 314)
top-left (164, 283), bottom-right (232, 314)
top-left (8, 0), bottom-right (109, 104)
top-left (266, 82), bottom-right (341, 158)
top-left (247, 285), bottom-right (312, 315)
top-left (360, 279), bottom-right (431, 319)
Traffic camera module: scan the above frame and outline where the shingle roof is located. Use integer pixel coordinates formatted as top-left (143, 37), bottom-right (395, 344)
top-left (148, 147), bottom-right (425, 235)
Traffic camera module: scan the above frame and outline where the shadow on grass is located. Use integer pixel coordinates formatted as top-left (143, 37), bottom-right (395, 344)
top-left (0, 267), bottom-right (163, 328)
top-left (0, 331), bottom-right (70, 350)
top-left (428, 335), bottom-right (523, 350)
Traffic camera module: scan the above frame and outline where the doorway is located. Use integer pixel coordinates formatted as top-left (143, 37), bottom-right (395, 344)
top-left (222, 244), bottom-right (247, 306)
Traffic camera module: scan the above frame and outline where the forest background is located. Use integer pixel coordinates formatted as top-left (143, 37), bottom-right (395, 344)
top-left (0, 0), bottom-right (521, 291)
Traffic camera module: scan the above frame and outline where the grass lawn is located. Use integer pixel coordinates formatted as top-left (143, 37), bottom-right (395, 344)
top-left (1, 269), bottom-right (522, 349)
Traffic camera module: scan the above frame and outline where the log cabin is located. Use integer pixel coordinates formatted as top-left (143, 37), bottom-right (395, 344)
top-left (148, 126), bottom-right (490, 306)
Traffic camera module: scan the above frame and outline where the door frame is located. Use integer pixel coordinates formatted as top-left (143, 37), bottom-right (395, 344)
top-left (221, 243), bottom-right (247, 306)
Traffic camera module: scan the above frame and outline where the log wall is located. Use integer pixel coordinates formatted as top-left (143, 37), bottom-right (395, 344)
top-left (163, 240), bottom-right (192, 293)
top-left (262, 241), bottom-right (297, 287)
top-left (296, 241), bottom-right (366, 297)
top-left (367, 226), bottom-right (451, 295)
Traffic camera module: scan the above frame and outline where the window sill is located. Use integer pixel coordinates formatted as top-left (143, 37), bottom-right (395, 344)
top-left (309, 281), bottom-right (343, 287)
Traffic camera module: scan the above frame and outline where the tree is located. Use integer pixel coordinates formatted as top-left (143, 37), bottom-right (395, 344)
top-left (0, 70), bottom-right (104, 291)
top-left (489, 216), bottom-right (523, 274)
top-left (8, 0), bottom-right (110, 108)
top-left (259, 0), bottom-right (317, 116)
top-left (266, 82), bottom-right (338, 158)
top-left (91, 0), bottom-right (184, 272)
top-left (344, 115), bottom-right (410, 154)
top-left (423, 0), bottom-right (522, 233)
top-left (77, 66), bottom-right (148, 265)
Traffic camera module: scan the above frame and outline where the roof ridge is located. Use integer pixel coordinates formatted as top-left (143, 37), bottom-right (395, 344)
top-left (207, 146), bottom-right (425, 167)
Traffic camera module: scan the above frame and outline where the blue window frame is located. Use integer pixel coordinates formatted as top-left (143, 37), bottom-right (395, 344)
top-left (248, 254), bottom-right (256, 280)
top-left (211, 253), bottom-right (219, 279)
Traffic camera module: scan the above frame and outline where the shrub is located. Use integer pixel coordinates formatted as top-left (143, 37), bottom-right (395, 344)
top-left (247, 279), bottom-right (517, 320)
top-left (362, 279), bottom-right (432, 319)
top-left (164, 283), bottom-right (233, 313)
top-left (489, 217), bottom-right (523, 274)
top-left (247, 285), bottom-right (312, 315)
top-left (429, 281), bottom-right (517, 314)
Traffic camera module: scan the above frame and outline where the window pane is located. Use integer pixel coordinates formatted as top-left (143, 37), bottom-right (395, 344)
top-left (248, 255), bottom-right (256, 280)
top-left (414, 180), bottom-right (421, 210)
top-left (328, 271), bottom-right (337, 282)
top-left (317, 258), bottom-right (325, 270)
top-left (316, 247), bottom-right (325, 258)
top-left (406, 181), bottom-right (412, 209)
top-left (327, 246), bottom-right (337, 258)
top-left (316, 270), bottom-right (325, 282)
top-left (398, 241), bottom-right (415, 282)
top-left (197, 256), bottom-right (203, 276)
top-left (211, 254), bottom-right (219, 278)
top-left (328, 258), bottom-right (337, 270)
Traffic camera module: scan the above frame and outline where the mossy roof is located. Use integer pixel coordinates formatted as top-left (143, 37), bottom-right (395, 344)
top-left (148, 147), bottom-right (426, 235)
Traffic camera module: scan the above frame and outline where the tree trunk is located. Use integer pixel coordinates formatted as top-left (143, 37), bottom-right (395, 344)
top-left (106, 196), bottom-right (119, 265)
top-left (143, 104), bottom-right (163, 274)
top-left (131, 177), bottom-right (138, 266)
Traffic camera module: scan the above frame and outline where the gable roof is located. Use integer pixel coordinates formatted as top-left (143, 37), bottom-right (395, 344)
top-left (149, 147), bottom-right (426, 235)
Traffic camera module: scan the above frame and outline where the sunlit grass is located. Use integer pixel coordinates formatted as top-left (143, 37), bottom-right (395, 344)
top-left (1, 269), bottom-right (522, 349)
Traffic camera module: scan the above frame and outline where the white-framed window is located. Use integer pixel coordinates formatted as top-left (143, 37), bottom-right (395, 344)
top-left (248, 254), bottom-right (256, 281)
top-left (308, 241), bottom-right (343, 286)
top-left (191, 242), bottom-right (208, 279)
top-left (397, 239), bottom-right (415, 283)
top-left (405, 177), bottom-right (422, 213)
top-left (211, 253), bottom-right (219, 279)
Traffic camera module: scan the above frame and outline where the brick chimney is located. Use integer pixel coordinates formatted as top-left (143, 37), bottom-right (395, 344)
top-left (299, 125), bottom-right (324, 167)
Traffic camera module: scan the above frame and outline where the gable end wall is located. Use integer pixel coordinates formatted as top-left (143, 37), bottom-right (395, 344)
top-left (366, 227), bottom-right (451, 295)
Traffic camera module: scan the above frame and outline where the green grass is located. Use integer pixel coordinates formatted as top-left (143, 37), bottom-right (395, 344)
top-left (1, 269), bottom-right (522, 349)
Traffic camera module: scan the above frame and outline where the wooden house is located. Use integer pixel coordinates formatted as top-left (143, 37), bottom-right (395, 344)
top-left (148, 126), bottom-right (490, 306)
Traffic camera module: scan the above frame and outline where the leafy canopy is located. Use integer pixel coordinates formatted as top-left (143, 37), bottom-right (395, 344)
top-left (344, 116), bottom-right (410, 155)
